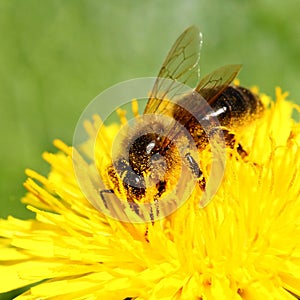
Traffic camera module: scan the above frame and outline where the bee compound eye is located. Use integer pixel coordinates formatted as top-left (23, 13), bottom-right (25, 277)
top-left (123, 169), bottom-right (146, 189)
top-left (149, 153), bottom-right (166, 168)
top-left (150, 152), bottom-right (163, 162)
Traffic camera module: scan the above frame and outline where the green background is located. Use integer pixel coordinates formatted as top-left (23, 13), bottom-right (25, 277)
top-left (0, 0), bottom-right (300, 218)
top-left (0, 0), bottom-right (299, 298)
top-left (1, 0), bottom-right (299, 220)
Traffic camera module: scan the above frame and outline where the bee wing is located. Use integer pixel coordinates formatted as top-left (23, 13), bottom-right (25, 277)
top-left (169, 65), bottom-right (242, 135)
top-left (144, 26), bottom-right (202, 114)
top-left (151, 65), bottom-right (243, 151)
top-left (195, 64), bottom-right (242, 104)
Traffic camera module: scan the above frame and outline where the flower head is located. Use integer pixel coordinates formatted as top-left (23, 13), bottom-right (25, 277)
top-left (1, 88), bottom-right (300, 299)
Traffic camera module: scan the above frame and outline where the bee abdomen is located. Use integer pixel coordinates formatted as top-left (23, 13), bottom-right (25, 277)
top-left (211, 86), bottom-right (263, 127)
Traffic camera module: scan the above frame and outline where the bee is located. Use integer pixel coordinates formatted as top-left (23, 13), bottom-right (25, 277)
top-left (100, 26), bottom-right (263, 213)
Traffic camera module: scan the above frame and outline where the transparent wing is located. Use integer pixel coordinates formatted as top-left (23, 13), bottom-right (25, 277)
top-left (150, 65), bottom-right (243, 150)
top-left (195, 64), bottom-right (242, 104)
top-left (144, 26), bottom-right (202, 114)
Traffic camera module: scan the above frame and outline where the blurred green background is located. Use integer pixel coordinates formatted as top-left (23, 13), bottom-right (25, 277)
top-left (0, 0), bottom-right (299, 219)
top-left (0, 0), bottom-right (299, 299)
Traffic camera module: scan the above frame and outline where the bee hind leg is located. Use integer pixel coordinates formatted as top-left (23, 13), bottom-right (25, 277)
top-left (236, 143), bottom-right (248, 159)
top-left (222, 129), bottom-right (248, 159)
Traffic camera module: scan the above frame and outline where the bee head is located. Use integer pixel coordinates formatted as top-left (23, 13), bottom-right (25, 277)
top-left (129, 133), bottom-right (167, 174)
top-left (107, 115), bottom-right (196, 204)
top-left (109, 129), bottom-right (177, 202)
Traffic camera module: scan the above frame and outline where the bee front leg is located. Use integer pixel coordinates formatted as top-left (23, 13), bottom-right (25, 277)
top-left (99, 189), bottom-right (114, 209)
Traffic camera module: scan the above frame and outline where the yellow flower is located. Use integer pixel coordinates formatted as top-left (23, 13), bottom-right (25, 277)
top-left (1, 87), bottom-right (300, 299)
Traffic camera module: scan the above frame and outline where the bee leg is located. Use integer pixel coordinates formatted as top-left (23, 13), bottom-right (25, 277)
top-left (222, 129), bottom-right (248, 159)
top-left (145, 182), bottom-right (165, 242)
top-left (153, 180), bottom-right (166, 217)
top-left (99, 188), bottom-right (150, 243)
top-left (185, 152), bottom-right (206, 191)
top-left (145, 202), bottom-right (157, 243)
top-left (144, 226), bottom-right (150, 243)
top-left (236, 143), bottom-right (248, 159)
top-left (198, 176), bottom-right (206, 191)
top-left (145, 194), bottom-right (163, 243)
top-left (99, 188), bottom-right (141, 217)
top-left (148, 184), bottom-right (163, 224)
top-left (99, 189), bottom-right (114, 209)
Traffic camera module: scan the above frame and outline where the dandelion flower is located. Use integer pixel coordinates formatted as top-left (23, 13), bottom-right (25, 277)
top-left (1, 87), bottom-right (300, 299)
